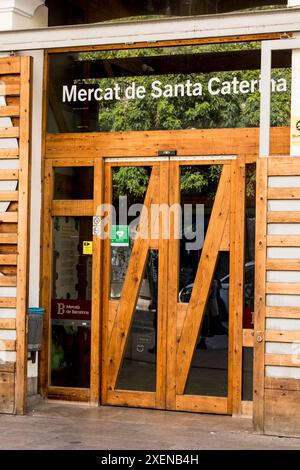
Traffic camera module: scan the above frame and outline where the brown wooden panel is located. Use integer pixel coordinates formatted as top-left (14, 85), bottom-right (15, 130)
top-left (0, 254), bottom-right (17, 265)
top-left (264, 388), bottom-right (300, 438)
top-left (0, 106), bottom-right (19, 117)
top-left (268, 158), bottom-right (300, 176)
top-left (0, 233), bottom-right (18, 244)
top-left (265, 330), bottom-right (300, 342)
top-left (267, 235), bottom-right (300, 247)
top-left (267, 212), bottom-right (300, 223)
top-left (265, 377), bottom-right (300, 391)
top-left (0, 84), bottom-right (20, 96)
top-left (0, 213), bottom-right (17, 223)
top-left (0, 297), bottom-right (16, 308)
top-left (0, 319), bottom-right (16, 330)
top-left (0, 127), bottom-right (19, 138)
top-left (0, 340), bottom-right (16, 351)
top-left (266, 259), bottom-right (300, 271)
top-left (107, 390), bottom-right (156, 408)
top-left (176, 165), bottom-right (231, 395)
top-left (268, 188), bottom-right (300, 200)
top-left (243, 329), bottom-right (254, 347)
top-left (253, 157), bottom-right (267, 433)
top-left (176, 395), bottom-right (228, 414)
top-left (266, 306), bottom-right (300, 319)
top-left (0, 276), bottom-right (17, 287)
top-left (0, 149), bottom-right (19, 159)
top-left (0, 58), bottom-right (21, 74)
top-left (47, 387), bottom-right (90, 402)
top-left (52, 200), bottom-right (93, 216)
top-left (0, 371), bottom-right (14, 414)
top-left (0, 192), bottom-right (18, 202)
top-left (265, 354), bottom-right (299, 367)
top-left (0, 362), bottom-right (15, 373)
top-left (266, 282), bottom-right (300, 295)
top-left (0, 170), bottom-right (19, 180)
top-left (45, 127), bottom-right (290, 159)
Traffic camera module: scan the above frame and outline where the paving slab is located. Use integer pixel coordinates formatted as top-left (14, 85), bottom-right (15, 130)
top-left (0, 400), bottom-right (299, 450)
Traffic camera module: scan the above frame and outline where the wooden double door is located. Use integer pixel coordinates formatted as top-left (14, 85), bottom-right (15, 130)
top-left (101, 156), bottom-right (245, 414)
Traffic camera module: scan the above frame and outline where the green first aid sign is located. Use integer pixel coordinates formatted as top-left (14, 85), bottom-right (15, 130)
top-left (111, 225), bottom-right (129, 246)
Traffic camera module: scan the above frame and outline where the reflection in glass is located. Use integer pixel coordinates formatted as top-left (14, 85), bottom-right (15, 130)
top-left (185, 256), bottom-right (229, 397)
top-left (51, 216), bottom-right (92, 388)
top-left (116, 250), bottom-right (158, 392)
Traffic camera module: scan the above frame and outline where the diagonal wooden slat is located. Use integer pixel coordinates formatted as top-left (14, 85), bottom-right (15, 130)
top-left (0, 233), bottom-right (18, 244)
top-left (0, 170), bottom-right (19, 180)
top-left (0, 318), bottom-right (16, 330)
top-left (107, 166), bottom-right (160, 389)
top-left (0, 276), bottom-right (17, 287)
top-left (0, 191), bottom-right (18, 202)
top-left (176, 165), bottom-right (231, 395)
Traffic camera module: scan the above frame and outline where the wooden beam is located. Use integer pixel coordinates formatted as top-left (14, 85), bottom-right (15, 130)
top-left (267, 212), bottom-right (300, 223)
top-left (0, 58), bottom-right (21, 74)
top-left (52, 200), bottom-right (93, 216)
top-left (265, 354), bottom-right (300, 367)
top-left (0, 149), bottom-right (19, 159)
top-left (266, 259), bottom-right (300, 271)
top-left (0, 233), bottom-right (18, 244)
top-left (0, 297), bottom-right (16, 308)
top-left (268, 158), bottom-right (300, 176)
top-left (253, 157), bottom-right (267, 433)
top-left (0, 84), bottom-right (20, 96)
top-left (266, 306), bottom-right (300, 319)
top-left (265, 330), bottom-right (300, 343)
top-left (15, 55), bottom-right (32, 415)
top-left (0, 191), bottom-right (18, 202)
top-left (0, 318), bottom-right (16, 330)
top-left (0, 127), bottom-right (19, 138)
top-left (0, 170), bottom-right (19, 180)
top-left (0, 106), bottom-right (19, 118)
top-left (0, 276), bottom-right (17, 287)
top-left (268, 188), bottom-right (300, 200)
top-left (267, 236), bottom-right (300, 247)
top-left (266, 282), bottom-right (300, 295)
top-left (0, 213), bottom-right (18, 223)
top-left (0, 254), bottom-right (17, 265)
top-left (0, 340), bottom-right (16, 351)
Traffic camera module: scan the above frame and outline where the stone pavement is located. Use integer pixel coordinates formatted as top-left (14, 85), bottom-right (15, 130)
top-left (0, 399), bottom-right (299, 450)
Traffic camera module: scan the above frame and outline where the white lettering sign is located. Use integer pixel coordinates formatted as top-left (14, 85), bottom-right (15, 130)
top-left (62, 76), bottom-right (287, 103)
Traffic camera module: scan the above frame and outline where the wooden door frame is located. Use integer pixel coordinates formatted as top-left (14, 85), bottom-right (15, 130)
top-left (166, 157), bottom-right (246, 415)
top-left (101, 159), bottom-right (169, 409)
top-left (40, 126), bottom-right (291, 411)
top-left (39, 157), bottom-right (101, 403)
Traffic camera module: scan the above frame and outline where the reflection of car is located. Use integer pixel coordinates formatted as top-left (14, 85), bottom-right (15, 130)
top-left (179, 261), bottom-right (255, 324)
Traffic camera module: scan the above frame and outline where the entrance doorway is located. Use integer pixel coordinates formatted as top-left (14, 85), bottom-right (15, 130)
top-left (101, 156), bottom-right (248, 414)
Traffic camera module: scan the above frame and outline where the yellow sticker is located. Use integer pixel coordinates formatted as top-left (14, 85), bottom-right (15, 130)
top-left (83, 241), bottom-right (93, 255)
top-left (291, 115), bottom-right (300, 146)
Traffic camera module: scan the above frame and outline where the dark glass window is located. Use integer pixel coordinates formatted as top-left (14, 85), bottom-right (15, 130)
top-left (47, 44), bottom-right (290, 134)
top-left (54, 167), bottom-right (94, 199)
top-left (51, 216), bottom-right (92, 388)
top-left (46, 1), bottom-right (287, 27)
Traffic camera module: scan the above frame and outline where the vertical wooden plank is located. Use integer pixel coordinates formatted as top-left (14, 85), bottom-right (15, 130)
top-left (156, 161), bottom-right (169, 409)
top-left (90, 158), bottom-right (103, 405)
top-left (101, 164), bottom-right (112, 404)
top-left (253, 157), bottom-right (268, 433)
top-left (39, 160), bottom-right (54, 396)
top-left (15, 56), bottom-right (32, 414)
top-left (228, 157), bottom-right (246, 416)
top-left (166, 162), bottom-right (180, 410)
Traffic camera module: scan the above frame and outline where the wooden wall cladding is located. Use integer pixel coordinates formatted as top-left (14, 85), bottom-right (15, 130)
top-left (0, 57), bottom-right (32, 414)
top-left (254, 157), bottom-right (300, 437)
